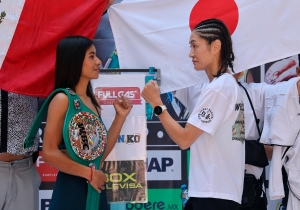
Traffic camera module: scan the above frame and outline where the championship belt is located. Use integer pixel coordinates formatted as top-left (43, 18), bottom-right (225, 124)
top-left (24, 88), bottom-right (108, 210)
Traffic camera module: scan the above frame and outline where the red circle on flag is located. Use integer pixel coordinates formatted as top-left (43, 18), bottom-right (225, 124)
top-left (189, 0), bottom-right (239, 35)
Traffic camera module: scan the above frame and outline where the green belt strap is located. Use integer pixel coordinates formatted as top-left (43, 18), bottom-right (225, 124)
top-left (24, 88), bottom-right (103, 210)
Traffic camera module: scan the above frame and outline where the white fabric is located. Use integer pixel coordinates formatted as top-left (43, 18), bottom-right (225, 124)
top-left (175, 82), bottom-right (208, 114)
top-left (261, 77), bottom-right (300, 146)
top-left (260, 78), bottom-right (300, 209)
top-left (268, 137), bottom-right (300, 206)
top-left (285, 134), bottom-right (300, 209)
top-left (108, 0), bottom-right (207, 94)
top-left (177, 82), bottom-right (266, 179)
top-left (287, 191), bottom-right (300, 210)
top-left (268, 145), bottom-right (286, 200)
top-left (240, 83), bottom-right (266, 140)
top-left (109, 0), bottom-right (300, 93)
top-left (185, 73), bottom-right (245, 204)
top-left (0, 0), bottom-right (26, 68)
top-left (239, 82), bottom-right (267, 179)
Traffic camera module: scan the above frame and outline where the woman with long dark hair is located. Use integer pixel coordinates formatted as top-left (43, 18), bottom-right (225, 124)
top-left (142, 18), bottom-right (244, 210)
top-left (42, 36), bottom-right (132, 210)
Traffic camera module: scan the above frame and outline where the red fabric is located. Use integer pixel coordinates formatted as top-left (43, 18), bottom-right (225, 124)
top-left (0, 0), bottom-right (107, 97)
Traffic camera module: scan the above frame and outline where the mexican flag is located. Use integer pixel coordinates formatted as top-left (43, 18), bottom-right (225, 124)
top-left (0, 0), bottom-right (107, 97)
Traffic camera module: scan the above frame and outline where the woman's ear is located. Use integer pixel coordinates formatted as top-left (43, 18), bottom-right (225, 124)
top-left (212, 39), bottom-right (221, 55)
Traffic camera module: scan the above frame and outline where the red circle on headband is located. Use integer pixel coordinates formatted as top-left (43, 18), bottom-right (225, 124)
top-left (189, 0), bottom-right (239, 35)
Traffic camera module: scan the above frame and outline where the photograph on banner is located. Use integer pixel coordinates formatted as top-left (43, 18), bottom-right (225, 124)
top-left (264, 55), bottom-right (299, 84)
top-left (102, 160), bottom-right (147, 203)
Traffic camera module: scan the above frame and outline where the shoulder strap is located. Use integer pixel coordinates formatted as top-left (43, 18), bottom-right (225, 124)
top-left (0, 90), bottom-right (8, 152)
top-left (238, 82), bottom-right (262, 138)
top-left (23, 88), bottom-right (71, 149)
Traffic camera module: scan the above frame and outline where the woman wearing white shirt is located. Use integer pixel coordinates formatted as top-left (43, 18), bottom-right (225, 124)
top-left (142, 18), bottom-right (245, 210)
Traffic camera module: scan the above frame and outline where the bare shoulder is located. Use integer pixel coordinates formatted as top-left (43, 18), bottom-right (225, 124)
top-left (50, 92), bottom-right (68, 104)
top-left (48, 92), bottom-right (69, 115)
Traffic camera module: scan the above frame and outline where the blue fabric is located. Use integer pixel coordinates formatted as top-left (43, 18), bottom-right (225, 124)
top-left (49, 171), bottom-right (108, 210)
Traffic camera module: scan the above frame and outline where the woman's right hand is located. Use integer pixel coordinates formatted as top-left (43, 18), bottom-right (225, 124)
top-left (90, 169), bottom-right (107, 193)
top-left (113, 96), bottom-right (133, 118)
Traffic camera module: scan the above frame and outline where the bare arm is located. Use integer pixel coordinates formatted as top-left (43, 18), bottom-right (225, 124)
top-left (264, 145), bottom-right (273, 161)
top-left (142, 81), bottom-right (203, 150)
top-left (42, 93), bottom-right (106, 192)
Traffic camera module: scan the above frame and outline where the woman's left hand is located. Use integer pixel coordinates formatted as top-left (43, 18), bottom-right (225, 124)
top-left (113, 96), bottom-right (133, 118)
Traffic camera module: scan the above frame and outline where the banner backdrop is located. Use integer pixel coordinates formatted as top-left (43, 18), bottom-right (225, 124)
top-left (108, 0), bottom-right (300, 93)
top-left (92, 74), bottom-right (147, 203)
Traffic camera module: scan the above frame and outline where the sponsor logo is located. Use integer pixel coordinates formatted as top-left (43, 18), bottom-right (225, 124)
top-left (105, 172), bottom-right (142, 190)
top-left (147, 157), bottom-right (173, 172)
top-left (35, 152), bottom-right (58, 182)
top-left (126, 201), bottom-right (179, 210)
top-left (118, 133), bottom-right (141, 144)
top-left (147, 150), bottom-right (181, 180)
top-left (95, 87), bottom-right (142, 105)
top-left (103, 160), bottom-right (146, 202)
top-left (198, 108), bottom-right (213, 123)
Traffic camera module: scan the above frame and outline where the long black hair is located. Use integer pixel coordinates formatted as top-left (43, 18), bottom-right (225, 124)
top-left (55, 35), bottom-right (99, 108)
top-left (193, 18), bottom-right (235, 77)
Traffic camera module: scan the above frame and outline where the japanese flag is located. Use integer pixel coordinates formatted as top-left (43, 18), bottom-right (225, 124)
top-left (109, 0), bottom-right (300, 93)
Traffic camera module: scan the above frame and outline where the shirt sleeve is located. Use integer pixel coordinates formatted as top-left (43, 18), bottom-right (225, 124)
top-left (261, 78), bottom-right (300, 145)
top-left (174, 88), bottom-right (189, 110)
top-left (187, 87), bottom-right (232, 136)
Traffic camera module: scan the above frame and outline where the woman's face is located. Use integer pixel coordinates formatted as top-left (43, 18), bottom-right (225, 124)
top-left (189, 31), bottom-right (214, 71)
top-left (81, 45), bottom-right (102, 80)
